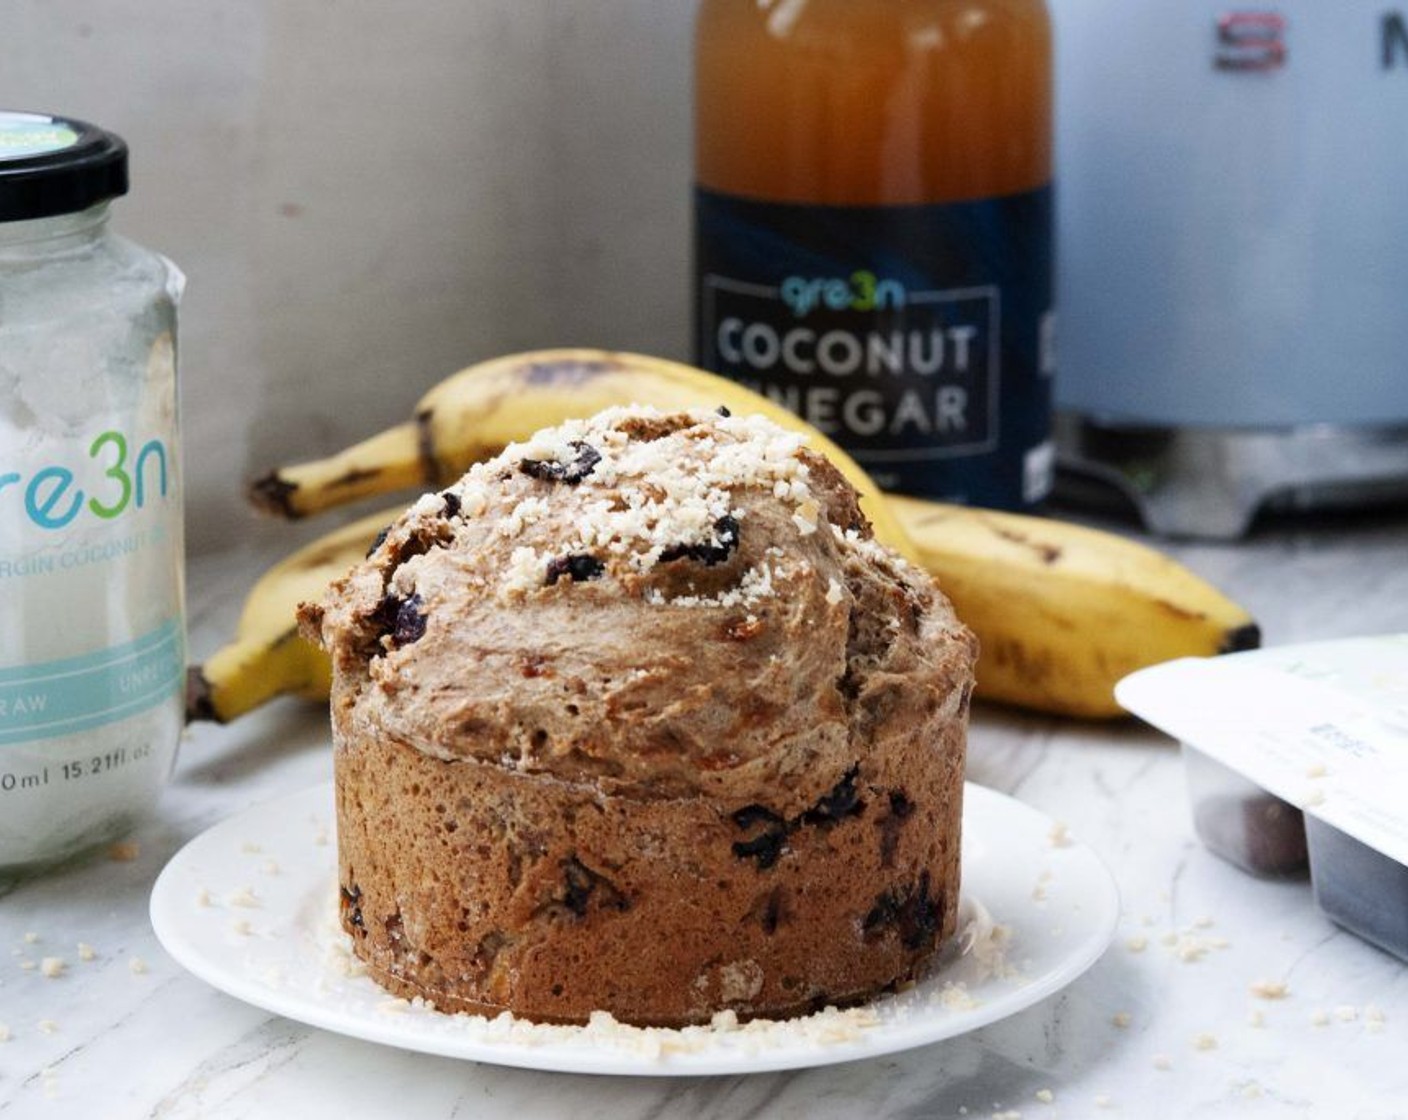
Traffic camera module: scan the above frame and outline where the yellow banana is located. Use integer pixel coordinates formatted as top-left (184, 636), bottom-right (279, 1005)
top-left (185, 510), bottom-right (392, 723)
top-left (245, 348), bottom-right (921, 566)
top-left (216, 347), bottom-right (1259, 723)
top-left (889, 495), bottom-right (1260, 719)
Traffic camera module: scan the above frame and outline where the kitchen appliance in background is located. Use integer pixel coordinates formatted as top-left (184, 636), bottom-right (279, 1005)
top-left (1051, 3), bottom-right (1408, 538)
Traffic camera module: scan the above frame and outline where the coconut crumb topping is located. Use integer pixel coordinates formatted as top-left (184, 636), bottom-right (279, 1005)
top-left (434, 407), bottom-right (837, 600)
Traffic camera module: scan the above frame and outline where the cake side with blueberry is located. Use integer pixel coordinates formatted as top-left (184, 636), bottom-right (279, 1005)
top-left (299, 406), bottom-right (977, 1027)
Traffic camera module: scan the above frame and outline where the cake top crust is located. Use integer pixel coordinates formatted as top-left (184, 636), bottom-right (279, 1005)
top-left (302, 406), bottom-right (975, 811)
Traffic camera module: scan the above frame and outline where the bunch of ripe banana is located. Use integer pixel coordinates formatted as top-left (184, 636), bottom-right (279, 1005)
top-left (190, 348), bottom-right (1259, 725)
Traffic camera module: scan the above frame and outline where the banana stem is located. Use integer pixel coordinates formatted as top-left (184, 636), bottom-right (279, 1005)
top-left (246, 421), bottom-right (426, 519)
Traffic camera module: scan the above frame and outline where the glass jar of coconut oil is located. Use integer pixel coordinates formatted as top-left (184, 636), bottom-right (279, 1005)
top-left (0, 111), bottom-right (184, 874)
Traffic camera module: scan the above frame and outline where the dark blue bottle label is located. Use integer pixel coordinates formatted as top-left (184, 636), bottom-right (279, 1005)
top-left (693, 185), bottom-right (1054, 509)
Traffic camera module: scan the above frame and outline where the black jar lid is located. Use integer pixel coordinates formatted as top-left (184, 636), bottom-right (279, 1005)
top-left (0, 110), bottom-right (128, 223)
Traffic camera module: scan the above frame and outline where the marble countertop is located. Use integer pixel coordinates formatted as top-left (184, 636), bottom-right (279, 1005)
top-left (3, 508), bottom-right (1407, 1119)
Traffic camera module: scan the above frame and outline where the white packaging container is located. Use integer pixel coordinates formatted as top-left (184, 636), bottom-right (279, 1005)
top-left (0, 111), bottom-right (185, 874)
top-left (1118, 635), bottom-right (1408, 963)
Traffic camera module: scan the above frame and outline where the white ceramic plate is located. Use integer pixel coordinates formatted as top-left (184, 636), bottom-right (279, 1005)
top-left (151, 782), bottom-right (1118, 1076)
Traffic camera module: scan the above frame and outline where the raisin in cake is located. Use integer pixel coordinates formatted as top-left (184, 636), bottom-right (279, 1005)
top-left (299, 406), bottom-right (977, 1027)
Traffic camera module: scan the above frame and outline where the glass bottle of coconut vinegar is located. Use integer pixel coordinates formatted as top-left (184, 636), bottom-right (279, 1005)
top-left (694, 0), bottom-right (1054, 508)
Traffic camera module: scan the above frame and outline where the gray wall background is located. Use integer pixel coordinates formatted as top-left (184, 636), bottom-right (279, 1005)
top-left (1, 1), bottom-right (696, 553)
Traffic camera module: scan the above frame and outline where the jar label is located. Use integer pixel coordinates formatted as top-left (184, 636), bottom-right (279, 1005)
top-left (0, 619), bottom-right (183, 744)
top-left (693, 185), bottom-right (1054, 508)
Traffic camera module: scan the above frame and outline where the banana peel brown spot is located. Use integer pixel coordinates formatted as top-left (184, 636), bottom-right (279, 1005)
top-left (270, 628), bottom-right (304, 652)
top-left (299, 540), bottom-right (366, 570)
top-left (992, 525), bottom-right (1062, 565)
top-left (414, 407), bottom-right (441, 484)
top-left (416, 405), bottom-right (504, 485)
top-left (185, 666), bottom-right (219, 723)
top-left (247, 472), bottom-right (301, 518)
top-left (328, 465), bottom-right (384, 491)
top-left (983, 636), bottom-right (1054, 687)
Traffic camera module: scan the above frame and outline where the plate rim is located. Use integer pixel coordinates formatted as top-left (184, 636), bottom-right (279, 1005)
top-left (151, 781), bottom-right (1120, 1076)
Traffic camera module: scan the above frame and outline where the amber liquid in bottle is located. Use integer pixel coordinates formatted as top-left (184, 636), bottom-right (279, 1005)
top-left (693, 0), bottom-right (1054, 508)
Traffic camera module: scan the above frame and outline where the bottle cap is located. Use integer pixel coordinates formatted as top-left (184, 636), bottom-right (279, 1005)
top-left (0, 110), bottom-right (128, 223)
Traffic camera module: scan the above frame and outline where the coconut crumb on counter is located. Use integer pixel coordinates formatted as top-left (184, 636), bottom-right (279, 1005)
top-left (1035, 1088), bottom-right (1055, 1104)
top-left (0, 1023), bottom-right (11, 1042)
top-left (1164, 928), bottom-right (1231, 963)
top-left (108, 839), bottom-right (141, 862)
top-left (37, 1019), bottom-right (58, 1034)
top-left (1125, 936), bottom-right (1148, 953)
top-left (1046, 821), bottom-right (1072, 848)
top-left (76, 943), bottom-right (96, 963)
top-left (1335, 1005), bottom-right (1359, 1022)
top-left (1311, 1010), bottom-right (1331, 1026)
top-left (128, 957), bottom-right (149, 975)
top-left (1192, 1032), bottom-right (1218, 1051)
top-left (39, 957), bottom-right (65, 979)
top-left (1112, 1011), bottom-right (1132, 1029)
top-left (1250, 979), bottom-right (1289, 1000)
top-left (22, 932), bottom-right (39, 944)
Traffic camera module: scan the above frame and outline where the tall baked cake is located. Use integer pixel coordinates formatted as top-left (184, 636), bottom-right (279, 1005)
top-left (300, 406), bottom-right (977, 1027)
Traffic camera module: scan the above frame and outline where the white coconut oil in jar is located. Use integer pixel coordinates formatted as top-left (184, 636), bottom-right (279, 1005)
top-left (0, 111), bottom-right (185, 874)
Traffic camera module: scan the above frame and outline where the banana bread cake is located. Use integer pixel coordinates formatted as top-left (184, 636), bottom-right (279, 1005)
top-left (300, 405), bottom-right (977, 1027)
